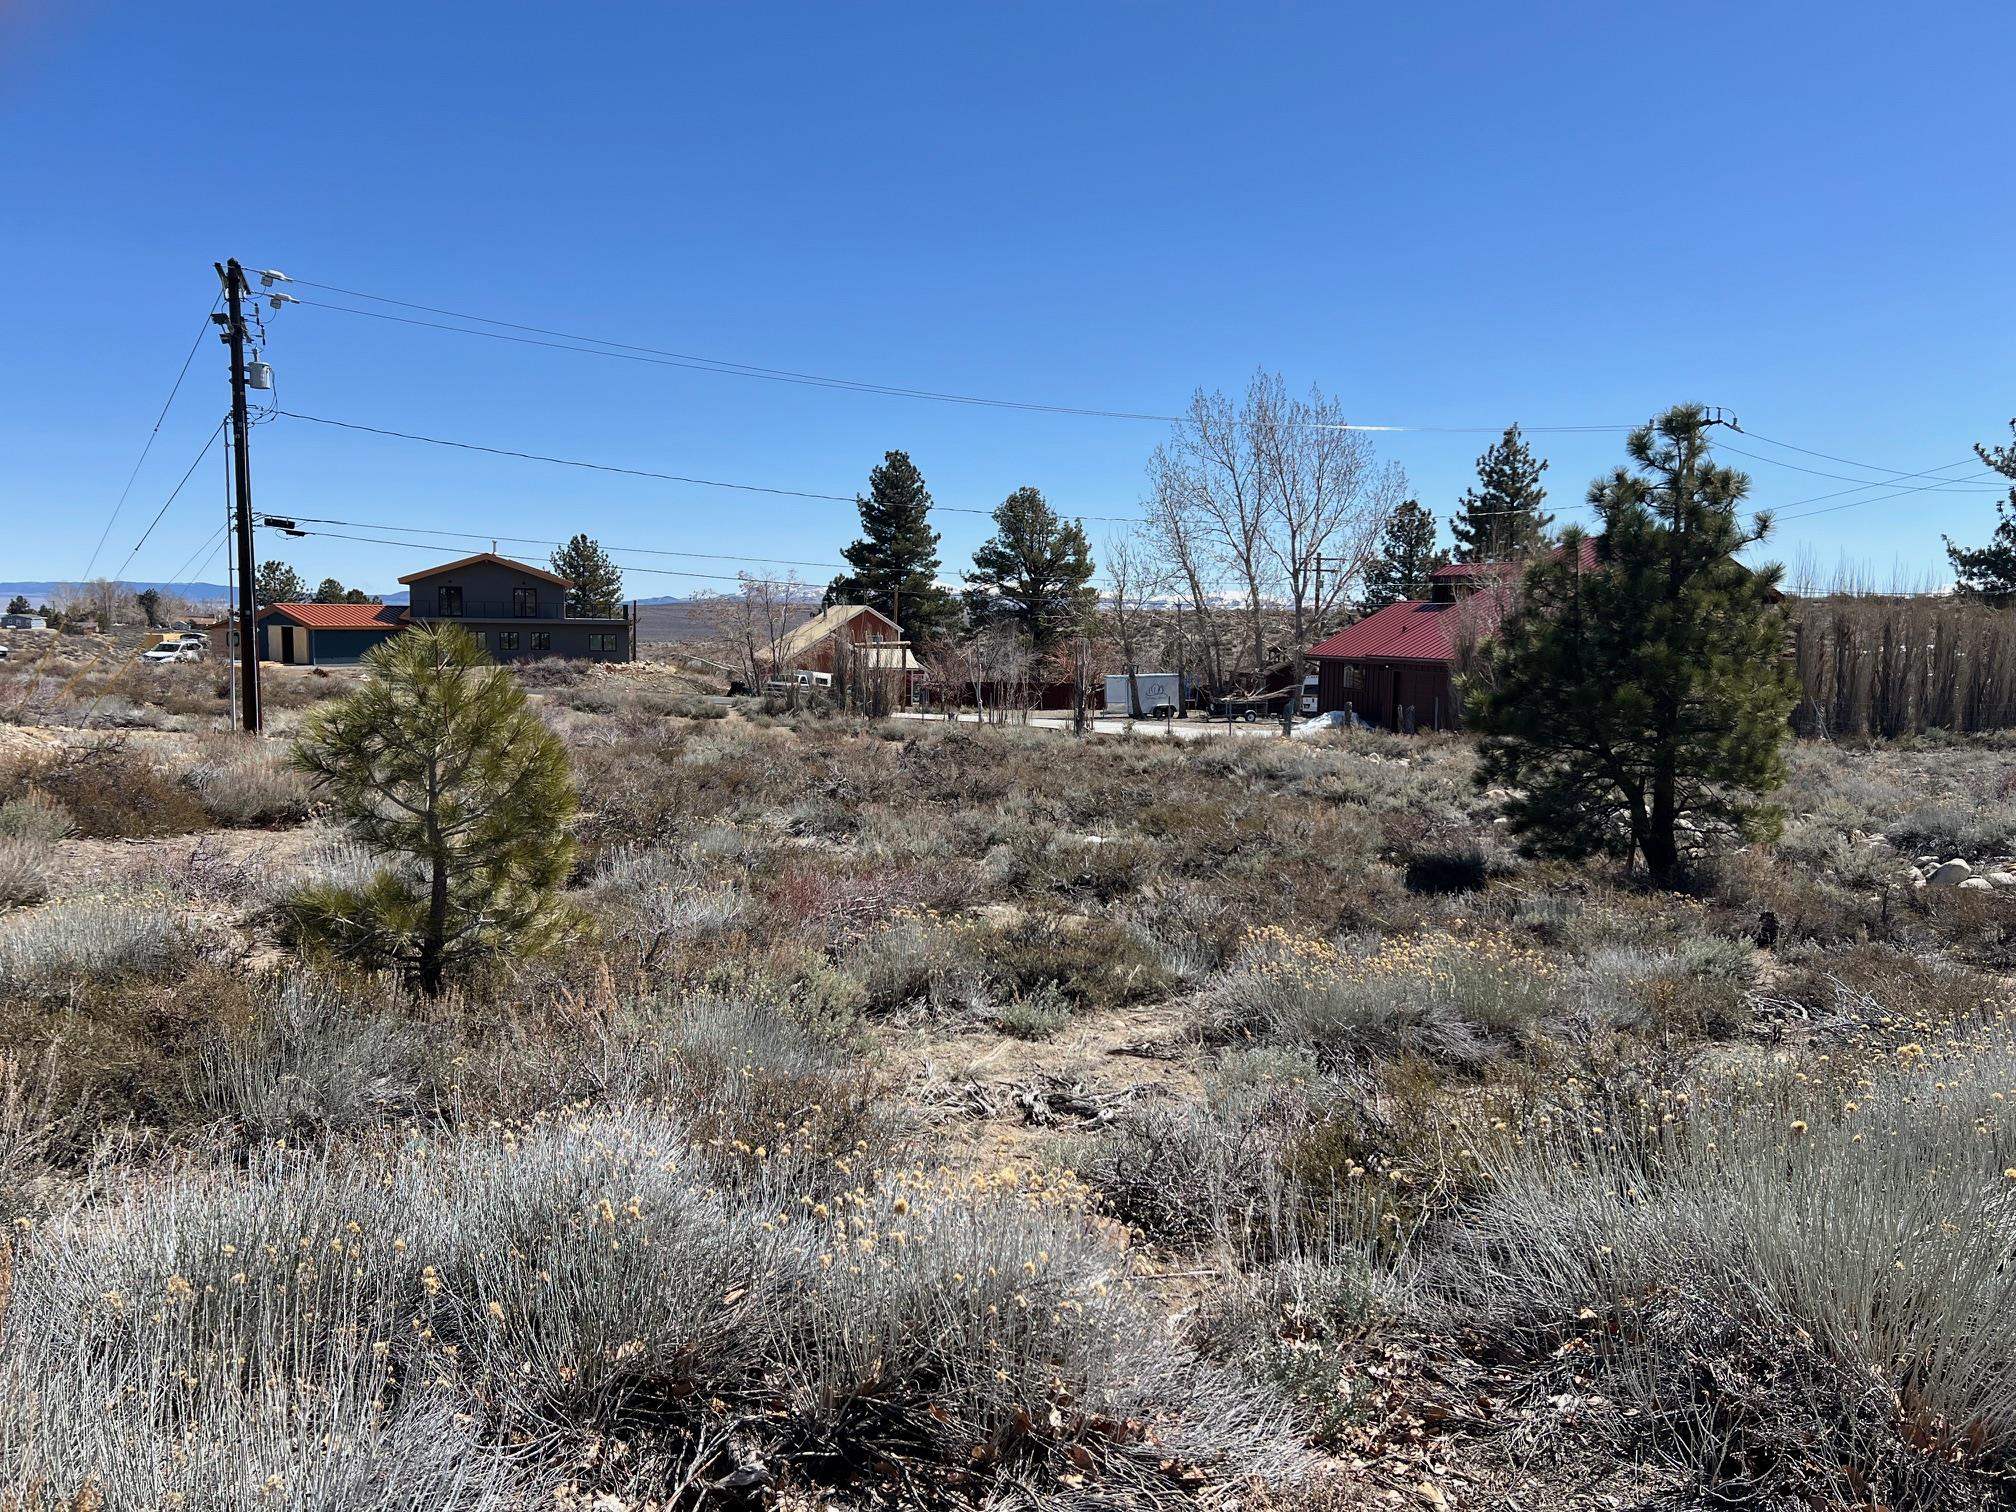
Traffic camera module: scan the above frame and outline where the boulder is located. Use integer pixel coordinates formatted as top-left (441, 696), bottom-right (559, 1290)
top-left (1957, 877), bottom-right (1994, 892)
top-left (1926, 859), bottom-right (1973, 886)
top-left (1985, 871), bottom-right (2016, 888)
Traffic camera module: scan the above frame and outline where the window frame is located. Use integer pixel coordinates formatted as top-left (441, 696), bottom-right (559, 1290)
top-left (498, 630), bottom-right (520, 654)
top-left (512, 586), bottom-right (538, 618)
top-left (436, 585), bottom-right (463, 618)
top-left (530, 630), bottom-right (551, 653)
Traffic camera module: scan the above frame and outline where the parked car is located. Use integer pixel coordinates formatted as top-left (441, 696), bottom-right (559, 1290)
top-left (139, 643), bottom-right (200, 664)
top-left (1209, 689), bottom-right (1295, 722)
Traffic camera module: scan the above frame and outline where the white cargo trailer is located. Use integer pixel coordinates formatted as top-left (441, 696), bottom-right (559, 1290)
top-left (1103, 672), bottom-right (1186, 718)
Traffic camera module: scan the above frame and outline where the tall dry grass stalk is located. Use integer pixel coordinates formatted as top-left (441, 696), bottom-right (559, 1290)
top-left (1791, 593), bottom-right (2016, 737)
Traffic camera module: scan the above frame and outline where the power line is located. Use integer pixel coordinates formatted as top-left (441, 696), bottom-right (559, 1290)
top-left (272, 407), bottom-right (1145, 523)
top-left (105, 419), bottom-right (228, 585)
top-left (1711, 437), bottom-right (1998, 492)
top-left (270, 272), bottom-right (1637, 434)
top-left (282, 525), bottom-right (839, 593)
top-left (81, 300), bottom-right (223, 581)
top-left (1733, 428), bottom-right (1995, 483)
top-left (261, 511), bottom-right (847, 572)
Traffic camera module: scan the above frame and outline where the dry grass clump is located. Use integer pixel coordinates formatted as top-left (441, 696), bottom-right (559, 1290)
top-left (1197, 925), bottom-right (1563, 1069)
top-left (0, 741), bottom-right (208, 839)
top-left (0, 836), bottom-right (50, 908)
top-left (183, 733), bottom-right (314, 826)
top-left (0, 1107), bottom-right (1301, 1504)
top-left (1430, 1032), bottom-right (2016, 1503)
top-left (0, 792), bottom-right (75, 844)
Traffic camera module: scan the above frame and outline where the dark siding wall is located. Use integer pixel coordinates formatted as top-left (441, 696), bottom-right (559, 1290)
top-left (455, 620), bottom-right (629, 662)
top-left (1313, 658), bottom-right (1457, 731)
top-left (405, 562), bottom-right (560, 619)
top-left (310, 628), bottom-right (402, 666)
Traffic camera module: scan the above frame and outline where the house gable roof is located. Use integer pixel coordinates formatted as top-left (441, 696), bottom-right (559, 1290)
top-left (257, 602), bottom-right (410, 630)
top-left (769, 604), bottom-right (902, 664)
top-left (397, 552), bottom-right (570, 588)
top-left (1307, 595), bottom-right (1507, 665)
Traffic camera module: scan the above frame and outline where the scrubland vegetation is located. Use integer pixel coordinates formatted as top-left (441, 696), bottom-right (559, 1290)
top-left (0, 635), bottom-right (2014, 1507)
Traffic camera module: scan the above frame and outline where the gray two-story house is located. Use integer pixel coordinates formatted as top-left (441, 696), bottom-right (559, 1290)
top-left (256, 551), bottom-right (633, 666)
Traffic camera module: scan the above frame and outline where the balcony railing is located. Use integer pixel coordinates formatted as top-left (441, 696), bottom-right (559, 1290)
top-left (418, 599), bottom-right (566, 620)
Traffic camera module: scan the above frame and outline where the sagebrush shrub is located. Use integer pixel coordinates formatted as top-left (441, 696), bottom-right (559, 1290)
top-left (2, 1107), bottom-right (1302, 1502)
top-left (0, 895), bottom-right (196, 994)
top-left (1432, 1035), bottom-right (2016, 1503)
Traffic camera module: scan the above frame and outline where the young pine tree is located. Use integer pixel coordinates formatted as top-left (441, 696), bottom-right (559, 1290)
top-left (312, 577), bottom-right (348, 604)
top-left (825, 450), bottom-right (958, 645)
top-left (1944, 419), bottom-right (2016, 606)
top-left (551, 534), bottom-right (625, 617)
top-left (1472, 406), bottom-right (1795, 884)
top-left (1358, 500), bottom-right (1449, 613)
top-left (964, 486), bottom-right (1099, 652)
top-left (289, 624), bottom-right (580, 992)
top-left (1450, 424), bottom-right (1553, 563)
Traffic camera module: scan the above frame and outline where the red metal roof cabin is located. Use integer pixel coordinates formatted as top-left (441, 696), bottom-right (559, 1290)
top-left (1307, 541), bottom-right (1599, 731)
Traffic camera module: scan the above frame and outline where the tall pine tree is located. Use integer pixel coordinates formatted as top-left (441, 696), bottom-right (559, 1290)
top-left (1472, 406), bottom-right (1794, 884)
top-left (1358, 499), bottom-right (1449, 612)
top-left (550, 535), bottom-right (625, 617)
top-left (1451, 424), bottom-right (1553, 562)
top-left (1945, 419), bottom-right (2016, 606)
top-left (826, 450), bottom-right (957, 645)
top-left (964, 487), bottom-right (1098, 652)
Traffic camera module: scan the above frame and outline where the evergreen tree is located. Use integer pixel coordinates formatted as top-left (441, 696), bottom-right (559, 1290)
top-left (1358, 500), bottom-right (1450, 612)
top-left (825, 450), bottom-right (958, 645)
top-left (550, 534), bottom-right (625, 617)
top-left (964, 487), bottom-right (1098, 651)
top-left (1945, 419), bottom-right (2016, 606)
top-left (341, 587), bottom-right (379, 605)
top-left (312, 577), bottom-right (349, 604)
top-left (1451, 424), bottom-right (1553, 562)
top-left (288, 624), bottom-right (579, 993)
top-left (134, 588), bottom-right (164, 627)
top-left (1473, 406), bottom-right (1795, 884)
top-left (5, 596), bottom-right (27, 615)
top-left (253, 560), bottom-right (306, 605)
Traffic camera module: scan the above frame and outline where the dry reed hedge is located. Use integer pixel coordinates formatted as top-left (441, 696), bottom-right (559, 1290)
top-left (1792, 595), bottom-right (2016, 737)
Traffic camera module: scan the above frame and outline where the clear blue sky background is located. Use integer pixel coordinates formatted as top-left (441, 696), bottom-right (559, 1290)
top-left (4, 1), bottom-right (2012, 598)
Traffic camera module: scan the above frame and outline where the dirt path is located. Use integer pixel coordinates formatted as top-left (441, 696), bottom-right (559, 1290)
top-left (884, 990), bottom-right (1205, 1168)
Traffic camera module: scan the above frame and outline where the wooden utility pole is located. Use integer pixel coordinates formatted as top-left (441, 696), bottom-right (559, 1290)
top-left (216, 259), bottom-right (261, 732)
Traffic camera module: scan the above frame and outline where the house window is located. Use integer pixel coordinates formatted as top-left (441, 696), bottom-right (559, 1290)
top-left (1339, 665), bottom-right (1362, 689)
top-left (513, 586), bottom-right (538, 617)
top-left (587, 633), bottom-right (619, 653)
top-left (530, 630), bottom-right (551, 653)
top-left (498, 631), bottom-right (520, 654)
top-left (466, 630), bottom-right (487, 653)
top-left (436, 585), bottom-right (463, 617)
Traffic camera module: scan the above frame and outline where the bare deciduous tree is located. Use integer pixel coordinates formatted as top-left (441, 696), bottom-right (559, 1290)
top-left (1102, 528), bottom-right (1169, 721)
top-left (1145, 369), bottom-right (1408, 726)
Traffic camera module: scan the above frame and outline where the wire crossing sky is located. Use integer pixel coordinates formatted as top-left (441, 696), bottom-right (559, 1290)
top-left (2, 3), bottom-right (2011, 597)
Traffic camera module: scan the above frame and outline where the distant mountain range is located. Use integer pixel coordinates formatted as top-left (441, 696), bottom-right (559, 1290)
top-left (1, 581), bottom-right (710, 612)
top-left (0, 580), bottom-right (235, 603)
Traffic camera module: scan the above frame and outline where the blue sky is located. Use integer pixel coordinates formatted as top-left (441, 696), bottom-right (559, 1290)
top-left (4, 1), bottom-right (2012, 598)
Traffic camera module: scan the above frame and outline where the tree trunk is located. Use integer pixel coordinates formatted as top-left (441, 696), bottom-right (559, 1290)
top-left (420, 846), bottom-right (449, 995)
